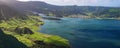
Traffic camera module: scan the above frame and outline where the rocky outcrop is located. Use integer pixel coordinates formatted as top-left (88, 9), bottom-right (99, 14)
top-left (14, 27), bottom-right (34, 35)
top-left (0, 28), bottom-right (28, 48)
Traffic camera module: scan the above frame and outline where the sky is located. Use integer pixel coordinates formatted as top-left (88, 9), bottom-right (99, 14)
top-left (18, 0), bottom-right (120, 7)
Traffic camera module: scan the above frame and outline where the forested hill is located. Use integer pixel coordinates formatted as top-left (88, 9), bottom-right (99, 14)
top-left (4, 0), bottom-right (120, 18)
top-left (0, 0), bottom-right (26, 20)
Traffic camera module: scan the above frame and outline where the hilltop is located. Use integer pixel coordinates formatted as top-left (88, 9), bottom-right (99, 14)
top-left (0, 0), bottom-right (26, 20)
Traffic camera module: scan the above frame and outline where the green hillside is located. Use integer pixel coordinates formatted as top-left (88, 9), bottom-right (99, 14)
top-left (0, 16), bottom-right (70, 48)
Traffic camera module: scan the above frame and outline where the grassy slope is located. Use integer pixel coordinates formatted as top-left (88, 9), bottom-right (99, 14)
top-left (0, 16), bottom-right (69, 47)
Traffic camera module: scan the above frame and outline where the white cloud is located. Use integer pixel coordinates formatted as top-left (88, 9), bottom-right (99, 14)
top-left (18, 0), bottom-right (30, 1)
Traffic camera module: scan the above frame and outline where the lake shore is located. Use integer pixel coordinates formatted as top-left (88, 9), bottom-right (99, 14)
top-left (63, 15), bottom-right (120, 20)
top-left (40, 18), bottom-right (120, 48)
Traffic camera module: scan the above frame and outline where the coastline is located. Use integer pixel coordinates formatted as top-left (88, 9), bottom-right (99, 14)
top-left (0, 16), bottom-right (70, 48)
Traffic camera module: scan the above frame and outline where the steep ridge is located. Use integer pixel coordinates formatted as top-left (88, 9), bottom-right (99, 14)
top-left (0, 0), bottom-right (26, 20)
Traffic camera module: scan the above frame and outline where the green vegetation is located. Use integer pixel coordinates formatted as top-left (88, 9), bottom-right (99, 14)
top-left (0, 29), bottom-right (27, 48)
top-left (1, 0), bottom-right (120, 19)
top-left (0, 16), bottom-right (70, 48)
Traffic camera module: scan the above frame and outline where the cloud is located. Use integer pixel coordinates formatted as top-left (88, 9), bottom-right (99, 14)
top-left (18, 0), bottom-right (120, 7)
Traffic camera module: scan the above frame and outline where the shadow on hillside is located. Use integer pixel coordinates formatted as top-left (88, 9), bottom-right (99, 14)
top-left (0, 28), bottom-right (28, 48)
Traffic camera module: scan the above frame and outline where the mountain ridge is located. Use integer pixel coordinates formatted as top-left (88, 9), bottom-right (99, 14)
top-left (12, 1), bottom-right (120, 18)
top-left (0, 2), bottom-right (26, 20)
top-left (1, 0), bottom-right (120, 19)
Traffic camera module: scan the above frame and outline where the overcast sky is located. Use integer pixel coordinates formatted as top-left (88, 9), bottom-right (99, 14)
top-left (18, 0), bottom-right (120, 7)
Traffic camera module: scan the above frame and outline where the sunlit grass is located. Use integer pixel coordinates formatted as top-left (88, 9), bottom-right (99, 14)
top-left (1, 16), bottom-right (69, 47)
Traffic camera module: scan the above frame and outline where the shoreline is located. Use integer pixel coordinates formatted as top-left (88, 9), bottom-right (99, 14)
top-left (63, 16), bottom-right (120, 20)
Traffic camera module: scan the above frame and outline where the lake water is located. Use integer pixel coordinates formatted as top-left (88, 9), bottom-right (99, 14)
top-left (40, 18), bottom-right (120, 48)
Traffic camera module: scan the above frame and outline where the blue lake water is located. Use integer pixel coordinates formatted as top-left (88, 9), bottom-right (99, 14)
top-left (40, 18), bottom-right (120, 48)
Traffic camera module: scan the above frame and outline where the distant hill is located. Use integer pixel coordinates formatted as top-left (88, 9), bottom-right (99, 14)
top-left (2, 0), bottom-right (120, 18)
